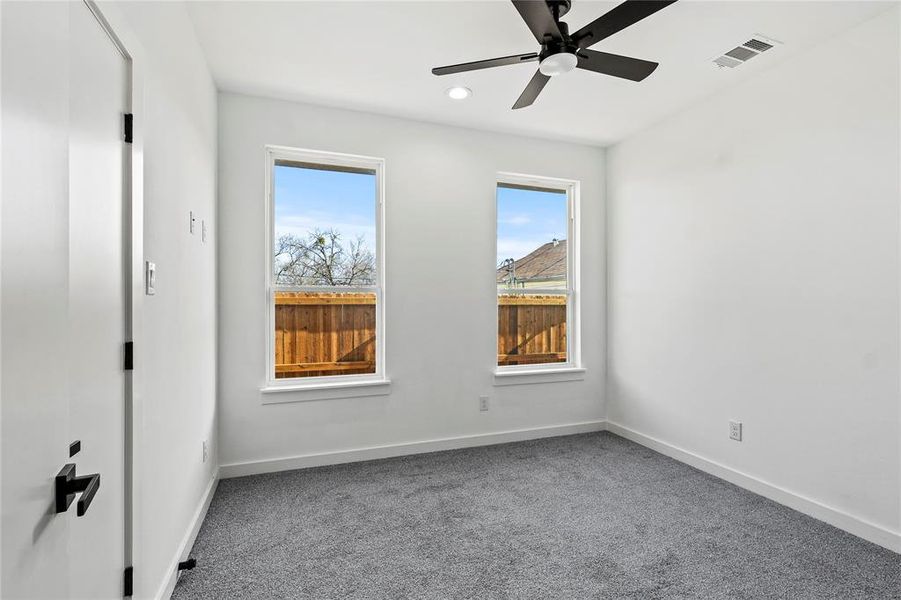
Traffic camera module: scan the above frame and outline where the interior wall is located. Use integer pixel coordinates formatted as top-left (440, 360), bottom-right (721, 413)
top-left (113, 3), bottom-right (218, 598)
top-left (606, 6), bottom-right (900, 547)
top-left (217, 93), bottom-right (605, 470)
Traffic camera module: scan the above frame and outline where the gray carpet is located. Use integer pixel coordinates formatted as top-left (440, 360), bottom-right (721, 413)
top-left (173, 432), bottom-right (900, 599)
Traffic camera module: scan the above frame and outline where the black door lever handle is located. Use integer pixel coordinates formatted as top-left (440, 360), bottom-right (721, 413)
top-left (55, 463), bottom-right (101, 516)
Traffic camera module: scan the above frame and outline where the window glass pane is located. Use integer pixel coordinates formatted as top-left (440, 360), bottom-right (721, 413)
top-left (272, 158), bottom-right (379, 381)
top-left (496, 182), bottom-right (570, 367)
top-left (497, 293), bottom-right (567, 366)
top-left (496, 183), bottom-right (567, 292)
top-left (273, 161), bottom-right (376, 287)
top-left (274, 291), bottom-right (376, 378)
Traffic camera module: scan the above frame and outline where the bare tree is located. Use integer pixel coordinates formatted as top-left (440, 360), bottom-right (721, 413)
top-left (343, 236), bottom-right (375, 285)
top-left (274, 228), bottom-right (375, 286)
top-left (274, 233), bottom-right (313, 284)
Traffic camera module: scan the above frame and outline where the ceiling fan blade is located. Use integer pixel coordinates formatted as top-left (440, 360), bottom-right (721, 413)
top-left (432, 52), bottom-right (539, 76)
top-left (577, 49), bottom-right (659, 81)
top-left (511, 0), bottom-right (563, 44)
top-left (512, 70), bottom-right (550, 109)
top-left (572, 0), bottom-right (677, 49)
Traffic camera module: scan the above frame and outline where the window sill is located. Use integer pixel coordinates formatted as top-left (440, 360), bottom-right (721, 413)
top-left (493, 367), bottom-right (586, 387)
top-left (261, 377), bottom-right (391, 404)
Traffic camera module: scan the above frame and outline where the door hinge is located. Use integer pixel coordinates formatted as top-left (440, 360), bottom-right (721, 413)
top-left (124, 341), bottom-right (134, 371)
top-left (123, 113), bottom-right (134, 144)
top-left (123, 566), bottom-right (133, 597)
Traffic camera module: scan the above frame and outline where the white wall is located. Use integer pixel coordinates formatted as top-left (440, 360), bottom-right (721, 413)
top-left (113, 3), bottom-right (218, 598)
top-left (606, 6), bottom-right (900, 549)
top-left (217, 93), bottom-right (605, 471)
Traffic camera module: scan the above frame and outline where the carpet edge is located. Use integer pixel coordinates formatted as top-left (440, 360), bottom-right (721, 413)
top-left (606, 421), bottom-right (901, 554)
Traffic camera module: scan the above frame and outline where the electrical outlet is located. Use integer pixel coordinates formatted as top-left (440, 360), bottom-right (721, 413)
top-left (202, 440), bottom-right (209, 463)
top-left (479, 395), bottom-right (489, 412)
top-left (729, 420), bottom-right (742, 442)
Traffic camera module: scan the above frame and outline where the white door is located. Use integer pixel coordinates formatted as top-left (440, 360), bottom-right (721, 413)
top-left (1, 1), bottom-right (130, 598)
top-left (67, 1), bottom-right (129, 598)
top-left (1, 1), bottom-right (74, 597)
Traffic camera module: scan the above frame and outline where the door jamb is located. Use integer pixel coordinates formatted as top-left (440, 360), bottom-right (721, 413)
top-left (81, 2), bottom-right (145, 596)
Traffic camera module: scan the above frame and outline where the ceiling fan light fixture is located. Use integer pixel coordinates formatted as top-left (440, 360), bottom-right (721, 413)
top-left (445, 86), bottom-right (472, 100)
top-left (538, 52), bottom-right (577, 76)
top-left (430, 0), bottom-right (679, 109)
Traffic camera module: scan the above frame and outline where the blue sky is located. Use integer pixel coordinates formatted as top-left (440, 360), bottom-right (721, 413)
top-left (274, 166), bottom-right (567, 267)
top-left (496, 186), bottom-right (567, 266)
top-left (274, 164), bottom-right (376, 252)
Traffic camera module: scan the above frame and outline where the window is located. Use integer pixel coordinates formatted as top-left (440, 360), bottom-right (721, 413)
top-left (496, 174), bottom-right (579, 371)
top-left (266, 146), bottom-right (385, 387)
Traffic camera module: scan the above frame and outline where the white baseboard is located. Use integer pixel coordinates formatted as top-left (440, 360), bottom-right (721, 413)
top-left (606, 421), bottom-right (901, 554)
top-left (156, 470), bottom-right (219, 600)
top-left (219, 420), bottom-right (608, 479)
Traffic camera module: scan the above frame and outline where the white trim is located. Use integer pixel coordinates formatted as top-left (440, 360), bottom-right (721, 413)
top-left (495, 172), bottom-right (581, 373)
top-left (606, 421), bottom-right (901, 554)
top-left (263, 145), bottom-right (386, 390)
top-left (80, 0), bottom-right (146, 591)
top-left (498, 287), bottom-right (569, 295)
top-left (261, 377), bottom-right (391, 403)
top-left (493, 367), bottom-right (586, 386)
top-left (219, 420), bottom-right (607, 479)
top-left (274, 284), bottom-right (379, 293)
top-left (156, 471), bottom-right (219, 600)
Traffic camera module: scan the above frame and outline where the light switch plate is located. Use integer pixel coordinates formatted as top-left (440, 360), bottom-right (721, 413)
top-left (145, 261), bottom-right (156, 295)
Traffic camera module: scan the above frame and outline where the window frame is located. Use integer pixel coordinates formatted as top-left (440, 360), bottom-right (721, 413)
top-left (495, 172), bottom-right (581, 375)
top-left (263, 145), bottom-right (387, 391)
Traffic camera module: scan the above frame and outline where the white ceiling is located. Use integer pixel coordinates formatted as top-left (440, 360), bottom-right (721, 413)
top-left (187, 1), bottom-right (892, 146)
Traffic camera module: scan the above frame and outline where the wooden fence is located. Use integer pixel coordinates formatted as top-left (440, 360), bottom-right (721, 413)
top-left (274, 292), bottom-right (376, 378)
top-left (274, 292), bottom-right (567, 378)
top-left (497, 294), bottom-right (567, 366)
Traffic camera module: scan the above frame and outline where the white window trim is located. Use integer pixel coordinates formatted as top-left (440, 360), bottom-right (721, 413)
top-left (494, 171), bottom-right (581, 379)
top-left (262, 145), bottom-right (388, 399)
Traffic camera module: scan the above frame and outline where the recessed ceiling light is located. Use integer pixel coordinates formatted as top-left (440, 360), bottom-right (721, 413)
top-left (445, 86), bottom-right (472, 100)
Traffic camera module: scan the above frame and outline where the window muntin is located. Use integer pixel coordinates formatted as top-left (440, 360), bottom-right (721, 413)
top-left (496, 177), bottom-right (577, 370)
top-left (267, 148), bottom-right (384, 383)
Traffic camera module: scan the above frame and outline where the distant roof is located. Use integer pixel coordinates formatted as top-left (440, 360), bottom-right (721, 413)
top-left (497, 239), bottom-right (566, 284)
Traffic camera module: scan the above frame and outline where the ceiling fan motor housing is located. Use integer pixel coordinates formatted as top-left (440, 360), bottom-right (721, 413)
top-left (538, 10), bottom-right (579, 77)
top-left (540, 38), bottom-right (578, 63)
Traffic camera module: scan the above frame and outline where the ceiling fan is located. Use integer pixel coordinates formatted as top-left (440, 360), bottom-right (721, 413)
top-left (432, 0), bottom-right (677, 109)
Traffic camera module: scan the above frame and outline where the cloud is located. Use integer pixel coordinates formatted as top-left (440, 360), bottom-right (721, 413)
top-left (497, 238), bottom-right (548, 263)
top-left (275, 211), bottom-right (376, 254)
top-left (498, 214), bottom-right (532, 226)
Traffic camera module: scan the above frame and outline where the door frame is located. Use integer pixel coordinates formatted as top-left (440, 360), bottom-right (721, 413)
top-left (82, 1), bottom-right (145, 596)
